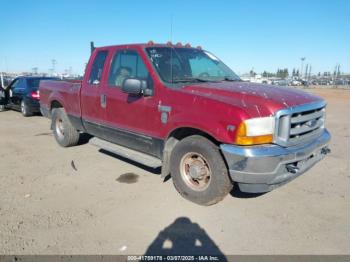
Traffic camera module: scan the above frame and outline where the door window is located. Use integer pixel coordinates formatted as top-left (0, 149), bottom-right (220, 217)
top-left (8, 79), bottom-right (23, 98)
top-left (108, 50), bottom-right (150, 87)
top-left (88, 51), bottom-right (108, 85)
top-left (10, 79), bottom-right (20, 91)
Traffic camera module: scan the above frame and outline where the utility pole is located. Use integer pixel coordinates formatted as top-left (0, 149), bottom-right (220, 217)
top-left (305, 64), bottom-right (309, 80)
top-left (308, 65), bottom-right (312, 81)
top-left (0, 72), bottom-right (4, 88)
top-left (51, 59), bottom-right (57, 76)
top-left (333, 64), bottom-right (337, 83)
top-left (300, 57), bottom-right (306, 79)
top-left (0, 57), bottom-right (4, 87)
top-left (333, 64), bottom-right (341, 86)
top-left (32, 67), bottom-right (38, 75)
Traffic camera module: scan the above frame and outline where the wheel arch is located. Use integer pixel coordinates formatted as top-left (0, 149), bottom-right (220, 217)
top-left (49, 100), bottom-right (65, 129)
top-left (50, 100), bottom-right (63, 111)
top-left (161, 126), bottom-right (221, 178)
top-left (167, 127), bottom-right (220, 146)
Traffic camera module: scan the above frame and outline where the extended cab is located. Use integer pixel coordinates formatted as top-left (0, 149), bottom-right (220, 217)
top-left (39, 42), bottom-right (331, 205)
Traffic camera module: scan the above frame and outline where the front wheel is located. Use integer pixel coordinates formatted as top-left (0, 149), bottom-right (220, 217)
top-left (170, 135), bottom-right (233, 206)
top-left (51, 108), bottom-right (80, 147)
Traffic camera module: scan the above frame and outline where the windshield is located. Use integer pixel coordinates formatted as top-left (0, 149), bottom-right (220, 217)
top-left (146, 47), bottom-right (241, 84)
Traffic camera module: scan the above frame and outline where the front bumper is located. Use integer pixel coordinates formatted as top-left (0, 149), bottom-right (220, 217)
top-left (220, 129), bottom-right (331, 193)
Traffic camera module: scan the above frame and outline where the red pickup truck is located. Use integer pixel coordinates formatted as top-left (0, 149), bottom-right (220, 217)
top-left (40, 42), bottom-right (331, 205)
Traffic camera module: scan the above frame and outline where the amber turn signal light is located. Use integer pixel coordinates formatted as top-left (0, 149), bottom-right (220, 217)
top-left (235, 122), bottom-right (274, 145)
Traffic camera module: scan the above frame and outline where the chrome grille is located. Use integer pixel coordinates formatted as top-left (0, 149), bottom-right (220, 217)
top-left (274, 101), bottom-right (326, 146)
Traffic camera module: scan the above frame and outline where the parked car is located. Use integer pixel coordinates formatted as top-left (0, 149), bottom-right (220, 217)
top-left (291, 80), bottom-right (302, 86)
top-left (334, 79), bottom-right (348, 85)
top-left (314, 78), bottom-right (332, 85)
top-left (272, 79), bottom-right (289, 86)
top-left (40, 42), bottom-right (331, 205)
top-left (0, 86), bottom-right (6, 112)
top-left (0, 76), bottom-right (57, 116)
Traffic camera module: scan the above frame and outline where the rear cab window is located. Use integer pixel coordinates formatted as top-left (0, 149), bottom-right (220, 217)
top-left (88, 50), bottom-right (108, 85)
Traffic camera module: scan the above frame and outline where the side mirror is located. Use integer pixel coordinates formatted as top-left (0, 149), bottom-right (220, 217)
top-left (122, 78), bottom-right (148, 96)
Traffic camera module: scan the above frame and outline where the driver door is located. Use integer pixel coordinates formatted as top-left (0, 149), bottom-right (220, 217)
top-left (10, 78), bottom-right (26, 109)
top-left (103, 48), bottom-right (161, 157)
top-left (5, 78), bottom-right (21, 109)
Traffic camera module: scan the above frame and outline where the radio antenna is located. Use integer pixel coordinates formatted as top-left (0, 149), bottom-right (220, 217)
top-left (170, 14), bottom-right (173, 43)
top-left (170, 14), bottom-right (173, 83)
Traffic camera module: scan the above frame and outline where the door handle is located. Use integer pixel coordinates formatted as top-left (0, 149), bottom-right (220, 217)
top-left (100, 94), bottom-right (106, 108)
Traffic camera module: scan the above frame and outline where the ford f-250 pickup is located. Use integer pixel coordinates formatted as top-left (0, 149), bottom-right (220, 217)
top-left (39, 42), bottom-right (331, 205)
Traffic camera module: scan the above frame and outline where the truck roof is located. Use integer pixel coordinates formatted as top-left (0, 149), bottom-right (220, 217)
top-left (94, 42), bottom-right (201, 51)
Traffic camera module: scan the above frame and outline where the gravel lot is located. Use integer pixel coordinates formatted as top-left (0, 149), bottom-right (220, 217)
top-left (0, 88), bottom-right (349, 255)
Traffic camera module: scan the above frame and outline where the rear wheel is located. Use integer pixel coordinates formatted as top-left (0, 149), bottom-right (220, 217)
top-left (21, 100), bottom-right (32, 117)
top-left (51, 108), bottom-right (80, 147)
top-left (170, 135), bottom-right (233, 206)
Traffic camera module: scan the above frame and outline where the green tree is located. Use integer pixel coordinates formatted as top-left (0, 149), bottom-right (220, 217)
top-left (249, 70), bottom-right (256, 77)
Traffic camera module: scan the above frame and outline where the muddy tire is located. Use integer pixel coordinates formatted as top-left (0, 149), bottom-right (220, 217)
top-left (21, 100), bottom-right (32, 117)
top-left (51, 108), bottom-right (80, 147)
top-left (170, 135), bottom-right (233, 206)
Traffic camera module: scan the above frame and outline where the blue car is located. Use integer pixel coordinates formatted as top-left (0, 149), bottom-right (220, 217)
top-left (0, 76), bottom-right (57, 117)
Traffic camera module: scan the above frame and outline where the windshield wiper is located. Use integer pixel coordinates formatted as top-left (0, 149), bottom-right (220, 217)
top-left (222, 77), bottom-right (242, 82)
top-left (172, 77), bottom-right (212, 83)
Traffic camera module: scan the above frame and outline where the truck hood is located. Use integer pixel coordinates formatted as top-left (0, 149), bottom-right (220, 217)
top-left (178, 81), bottom-right (323, 117)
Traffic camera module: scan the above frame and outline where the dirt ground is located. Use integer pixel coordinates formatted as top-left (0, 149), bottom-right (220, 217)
top-left (0, 88), bottom-right (349, 255)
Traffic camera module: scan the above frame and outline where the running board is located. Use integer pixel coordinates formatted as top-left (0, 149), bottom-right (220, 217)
top-left (89, 137), bottom-right (162, 168)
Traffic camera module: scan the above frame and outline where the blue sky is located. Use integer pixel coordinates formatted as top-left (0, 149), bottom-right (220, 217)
top-left (0, 0), bottom-right (349, 75)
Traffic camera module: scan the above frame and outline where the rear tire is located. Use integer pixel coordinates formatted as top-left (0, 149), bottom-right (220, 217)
top-left (170, 135), bottom-right (233, 206)
top-left (51, 108), bottom-right (80, 147)
top-left (21, 100), bottom-right (32, 117)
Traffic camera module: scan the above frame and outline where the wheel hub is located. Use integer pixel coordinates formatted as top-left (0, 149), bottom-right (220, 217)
top-left (180, 152), bottom-right (211, 191)
top-left (188, 160), bottom-right (207, 179)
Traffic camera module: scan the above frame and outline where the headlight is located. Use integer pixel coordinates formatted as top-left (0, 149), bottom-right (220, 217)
top-left (236, 116), bottom-right (275, 145)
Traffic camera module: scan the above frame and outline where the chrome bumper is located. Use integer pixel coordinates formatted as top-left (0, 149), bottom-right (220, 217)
top-left (220, 129), bottom-right (331, 193)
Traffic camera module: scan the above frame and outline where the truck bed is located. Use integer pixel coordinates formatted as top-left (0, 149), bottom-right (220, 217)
top-left (39, 80), bottom-right (82, 118)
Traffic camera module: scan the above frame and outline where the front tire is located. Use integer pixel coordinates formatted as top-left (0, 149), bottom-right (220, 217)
top-left (51, 108), bottom-right (80, 147)
top-left (21, 100), bottom-right (32, 117)
top-left (170, 135), bottom-right (233, 206)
